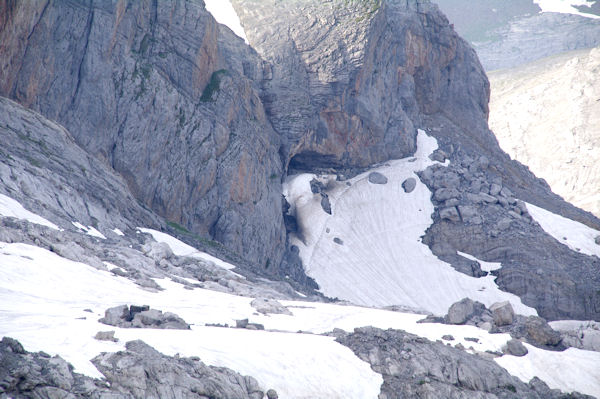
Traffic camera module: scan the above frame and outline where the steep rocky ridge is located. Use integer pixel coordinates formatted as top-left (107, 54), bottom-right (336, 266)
top-left (0, 0), bottom-right (285, 272)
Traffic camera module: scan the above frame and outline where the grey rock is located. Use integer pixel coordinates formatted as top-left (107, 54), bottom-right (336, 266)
top-left (320, 194), bottom-right (332, 215)
top-left (333, 237), bottom-right (344, 245)
top-left (457, 205), bottom-right (479, 224)
top-left (446, 298), bottom-right (481, 325)
top-left (489, 183), bottom-right (502, 196)
top-left (100, 305), bottom-right (189, 330)
top-left (0, 337), bottom-right (265, 399)
top-left (266, 388), bottom-right (279, 399)
top-left (336, 327), bottom-right (591, 399)
top-left (368, 172), bottom-right (388, 185)
top-left (434, 188), bottom-right (461, 202)
top-left (595, 235), bottom-right (600, 245)
top-left (0, 0), bottom-right (286, 275)
top-left (99, 305), bottom-right (130, 327)
top-left (503, 339), bottom-right (528, 357)
top-left (442, 335), bottom-right (455, 341)
top-left (250, 298), bottom-right (293, 316)
top-left (94, 331), bottom-right (118, 343)
top-left (402, 177), bottom-right (417, 193)
top-left (490, 301), bottom-right (515, 326)
top-left (523, 316), bottom-right (562, 347)
top-left (439, 207), bottom-right (460, 222)
top-left (236, 319), bottom-right (250, 329)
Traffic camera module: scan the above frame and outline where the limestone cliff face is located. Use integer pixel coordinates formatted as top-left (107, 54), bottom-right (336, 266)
top-left (231, 0), bottom-right (489, 171)
top-left (0, 0), bottom-right (285, 270)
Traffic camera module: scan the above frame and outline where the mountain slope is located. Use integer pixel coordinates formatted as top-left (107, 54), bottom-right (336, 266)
top-left (489, 46), bottom-right (600, 218)
top-left (434, 0), bottom-right (600, 70)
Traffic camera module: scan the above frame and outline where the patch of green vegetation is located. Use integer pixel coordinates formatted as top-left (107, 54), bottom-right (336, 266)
top-left (177, 107), bottom-right (186, 128)
top-left (200, 69), bottom-right (228, 102)
top-left (167, 220), bottom-right (191, 234)
top-left (158, 52), bottom-right (168, 59)
top-left (269, 173), bottom-right (279, 180)
top-left (418, 380), bottom-right (426, 385)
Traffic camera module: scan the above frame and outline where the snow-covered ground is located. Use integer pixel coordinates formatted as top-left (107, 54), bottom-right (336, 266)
top-left (526, 202), bottom-right (600, 257)
top-left (203, 0), bottom-right (248, 41)
top-left (2, 238), bottom-right (600, 397)
top-left (283, 130), bottom-right (536, 316)
top-left (534, 0), bottom-right (600, 18)
top-left (138, 227), bottom-right (236, 270)
top-left (0, 193), bottom-right (59, 230)
top-left (2, 189), bottom-right (600, 397)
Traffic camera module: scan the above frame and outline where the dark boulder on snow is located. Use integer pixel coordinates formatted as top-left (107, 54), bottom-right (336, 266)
top-left (503, 339), bottom-right (528, 357)
top-left (99, 305), bottom-right (190, 330)
top-left (402, 177), bottom-right (417, 193)
top-left (368, 172), bottom-right (388, 185)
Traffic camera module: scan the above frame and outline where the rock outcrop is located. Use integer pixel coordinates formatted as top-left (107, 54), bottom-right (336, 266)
top-left (232, 0), bottom-right (489, 172)
top-left (0, 0), bottom-right (285, 272)
top-left (0, 337), bottom-right (265, 399)
top-left (337, 327), bottom-right (592, 399)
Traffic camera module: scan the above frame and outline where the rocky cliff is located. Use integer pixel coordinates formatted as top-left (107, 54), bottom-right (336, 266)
top-left (2, 0), bottom-right (600, 319)
top-left (0, 0), bottom-right (285, 272)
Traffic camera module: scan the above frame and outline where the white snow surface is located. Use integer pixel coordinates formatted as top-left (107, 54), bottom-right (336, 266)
top-left (203, 0), bottom-right (248, 41)
top-left (112, 228), bottom-right (124, 236)
top-left (138, 228), bottom-right (235, 270)
top-left (0, 193), bottom-right (59, 230)
top-left (526, 202), bottom-right (600, 257)
top-left (1, 241), bottom-right (599, 397)
top-left (283, 130), bottom-right (536, 316)
top-left (71, 221), bottom-right (107, 239)
top-left (496, 343), bottom-right (600, 397)
top-left (534, 0), bottom-right (600, 18)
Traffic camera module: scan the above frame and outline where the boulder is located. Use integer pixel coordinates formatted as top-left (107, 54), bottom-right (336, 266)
top-left (266, 388), bottom-right (279, 399)
top-left (595, 235), bottom-right (600, 245)
top-left (320, 194), bottom-right (332, 215)
top-left (524, 316), bottom-right (562, 347)
top-left (446, 298), bottom-right (479, 325)
top-left (402, 178), bottom-right (417, 193)
top-left (440, 207), bottom-right (461, 222)
top-left (99, 305), bottom-right (190, 330)
top-left (490, 301), bottom-right (515, 326)
top-left (434, 188), bottom-right (461, 202)
top-left (368, 172), bottom-right (388, 185)
top-left (251, 298), bottom-right (293, 316)
top-left (503, 339), bottom-right (528, 357)
top-left (94, 331), bottom-right (118, 342)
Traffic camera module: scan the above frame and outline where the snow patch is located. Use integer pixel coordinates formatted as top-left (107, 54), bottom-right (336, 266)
top-left (283, 130), bottom-right (537, 316)
top-left (203, 0), bottom-right (248, 42)
top-left (0, 193), bottom-right (59, 230)
top-left (72, 221), bottom-right (106, 239)
top-left (496, 343), bottom-right (600, 397)
top-left (534, 0), bottom-right (600, 18)
top-left (138, 228), bottom-right (236, 270)
top-left (0, 241), bottom-right (596, 397)
top-left (526, 202), bottom-right (600, 257)
top-left (112, 228), bottom-right (124, 236)
top-left (457, 251), bottom-right (502, 272)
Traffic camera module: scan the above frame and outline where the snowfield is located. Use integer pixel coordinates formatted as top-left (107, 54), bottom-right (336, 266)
top-left (283, 130), bottom-right (537, 316)
top-left (526, 202), bottom-right (600, 257)
top-left (3, 170), bottom-right (600, 396)
top-left (0, 193), bottom-right (59, 230)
